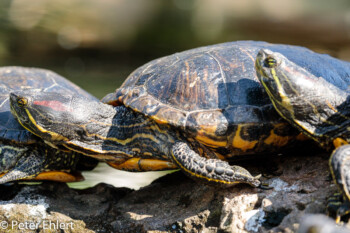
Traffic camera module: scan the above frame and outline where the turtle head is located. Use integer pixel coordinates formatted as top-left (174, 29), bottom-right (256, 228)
top-left (10, 90), bottom-right (103, 144)
top-left (255, 49), bottom-right (350, 147)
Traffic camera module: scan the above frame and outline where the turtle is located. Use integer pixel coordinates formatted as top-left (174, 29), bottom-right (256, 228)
top-left (255, 48), bottom-right (350, 220)
top-left (0, 66), bottom-right (98, 184)
top-left (9, 41), bottom-right (337, 188)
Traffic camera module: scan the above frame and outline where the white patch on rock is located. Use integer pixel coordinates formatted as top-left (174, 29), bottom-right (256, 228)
top-left (1, 203), bottom-right (15, 212)
top-left (127, 212), bottom-right (153, 221)
top-left (244, 209), bottom-right (265, 233)
top-left (0, 201), bottom-right (49, 219)
top-left (243, 178), bottom-right (300, 232)
top-left (28, 203), bottom-right (48, 218)
top-left (1, 204), bottom-right (15, 218)
top-left (269, 178), bottom-right (299, 194)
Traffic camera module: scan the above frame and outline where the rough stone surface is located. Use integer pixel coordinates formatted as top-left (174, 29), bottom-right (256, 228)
top-left (298, 215), bottom-right (350, 233)
top-left (0, 151), bottom-right (348, 233)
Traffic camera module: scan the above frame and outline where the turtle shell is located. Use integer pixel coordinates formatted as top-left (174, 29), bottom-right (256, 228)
top-left (114, 41), bottom-right (348, 154)
top-left (0, 66), bottom-right (97, 144)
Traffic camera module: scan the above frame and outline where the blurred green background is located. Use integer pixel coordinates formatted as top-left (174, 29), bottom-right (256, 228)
top-left (2, 0), bottom-right (350, 189)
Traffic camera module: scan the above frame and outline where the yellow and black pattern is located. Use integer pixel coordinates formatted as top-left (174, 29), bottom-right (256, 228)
top-left (255, 49), bottom-right (350, 148)
top-left (255, 48), bottom-right (350, 220)
top-left (12, 94), bottom-right (178, 169)
top-left (0, 67), bottom-right (98, 184)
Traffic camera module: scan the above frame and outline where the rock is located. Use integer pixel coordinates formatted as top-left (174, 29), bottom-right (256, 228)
top-left (0, 151), bottom-right (347, 233)
top-left (0, 183), bottom-right (131, 232)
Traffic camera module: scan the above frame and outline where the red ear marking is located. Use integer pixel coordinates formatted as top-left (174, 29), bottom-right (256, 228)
top-left (33, 101), bottom-right (72, 112)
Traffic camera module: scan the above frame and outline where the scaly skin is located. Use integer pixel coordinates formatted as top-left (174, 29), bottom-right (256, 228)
top-left (255, 48), bottom-right (350, 221)
top-left (0, 142), bottom-right (94, 183)
top-left (171, 141), bottom-right (260, 187)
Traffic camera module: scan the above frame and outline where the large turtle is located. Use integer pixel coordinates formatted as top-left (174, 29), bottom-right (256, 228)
top-left (255, 49), bottom-right (350, 219)
top-left (0, 66), bottom-right (98, 184)
top-left (9, 41), bottom-right (342, 187)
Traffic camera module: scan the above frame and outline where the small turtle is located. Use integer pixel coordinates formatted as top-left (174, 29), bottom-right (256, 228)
top-left (0, 66), bottom-right (98, 184)
top-left (10, 41), bottom-right (335, 187)
top-left (255, 49), bottom-right (350, 220)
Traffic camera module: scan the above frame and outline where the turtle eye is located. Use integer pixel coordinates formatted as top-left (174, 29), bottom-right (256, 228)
top-left (264, 57), bottom-right (278, 68)
top-left (17, 97), bottom-right (28, 108)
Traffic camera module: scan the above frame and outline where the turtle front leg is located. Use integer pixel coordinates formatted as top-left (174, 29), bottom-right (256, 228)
top-left (0, 150), bottom-right (45, 184)
top-left (0, 146), bottom-right (84, 184)
top-left (329, 144), bottom-right (350, 221)
top-left (171, 141), bottom-right (261, 187)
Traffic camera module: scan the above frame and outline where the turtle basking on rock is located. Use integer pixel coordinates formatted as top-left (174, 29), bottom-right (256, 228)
top-left (10, 41), bottom-right (344, 188)
top-left (0, 67), bottom-right (98, 184)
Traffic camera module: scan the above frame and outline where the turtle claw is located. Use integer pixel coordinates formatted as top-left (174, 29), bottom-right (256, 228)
top-left (251, 174), bottom-right (271, 190)
top-left (171, 141), bottom-right (263, 187)
top-left (258, 182), bottom-right (273, 190)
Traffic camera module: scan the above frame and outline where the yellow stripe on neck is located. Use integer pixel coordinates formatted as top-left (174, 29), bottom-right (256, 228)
top-left (25, 109), bottom-right (69, 141)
